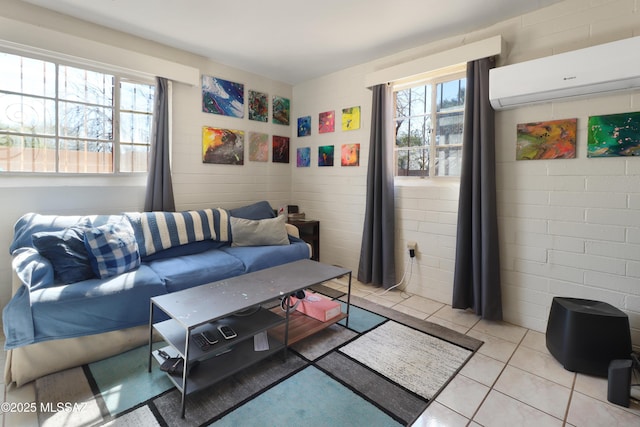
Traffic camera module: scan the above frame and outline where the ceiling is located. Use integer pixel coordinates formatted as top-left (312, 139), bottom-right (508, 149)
top-left (21, 0), bottom-right (562, 84)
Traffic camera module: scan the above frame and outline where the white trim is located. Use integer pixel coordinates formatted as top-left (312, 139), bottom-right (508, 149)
top-left (0, 16), bottom-right (199, 86)
top-left (365, 36), bottom-right (503, 87)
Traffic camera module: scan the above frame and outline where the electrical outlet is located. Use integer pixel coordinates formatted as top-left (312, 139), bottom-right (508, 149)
top-left (407, 241), bottom-right (417, 258)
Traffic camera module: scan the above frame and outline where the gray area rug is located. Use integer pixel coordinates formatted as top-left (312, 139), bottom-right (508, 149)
top-left (34, 294), bottom-right (482, 426)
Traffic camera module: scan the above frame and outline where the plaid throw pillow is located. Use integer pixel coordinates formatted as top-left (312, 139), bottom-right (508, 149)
top-left (84, 221), bottom-right (140, 279)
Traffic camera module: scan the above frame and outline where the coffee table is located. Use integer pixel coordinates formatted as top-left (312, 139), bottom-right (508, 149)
top-left (147, 259), bottom-right (351, 418)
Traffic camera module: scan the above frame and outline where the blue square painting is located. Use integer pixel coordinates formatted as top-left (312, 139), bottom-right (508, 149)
top-left (202, 75), bottom-right (244, 118)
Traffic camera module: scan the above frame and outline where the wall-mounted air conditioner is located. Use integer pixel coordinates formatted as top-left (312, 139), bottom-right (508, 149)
top-left (489, 36), bottom-right (640, 110)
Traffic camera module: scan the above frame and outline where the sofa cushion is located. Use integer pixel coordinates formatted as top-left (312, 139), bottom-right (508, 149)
top-left (10, 213), bottom-right (128, 254)
top-left (147, 249), bottom-right (246, 293)
top-left (228, 200), bottom-right (276, 220)
top-left (11, 248), bottom-right (55, 291)
top-left (27, 264), bottom-right (166, 345)
top-left (32, 226), bottom-right (95, 284)
top-left (141, 239), bottom-right (229, 262)
top-left (84, 221), bottom-right (141, 279)
top-left (222, 237), bottom-right (311, 273)
top-left (230, 215), bottom-right (290, 247)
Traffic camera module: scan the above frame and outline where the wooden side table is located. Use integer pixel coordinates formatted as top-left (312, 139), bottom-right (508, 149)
top-left (287, 219), bottom-right (320, 261)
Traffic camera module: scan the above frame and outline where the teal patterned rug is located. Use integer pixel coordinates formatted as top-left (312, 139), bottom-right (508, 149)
top-left (34, 294), bottom-right (482, 426)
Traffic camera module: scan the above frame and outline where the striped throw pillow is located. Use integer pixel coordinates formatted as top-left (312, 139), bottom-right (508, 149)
top-left (126, 208), bottom-right (230, 257)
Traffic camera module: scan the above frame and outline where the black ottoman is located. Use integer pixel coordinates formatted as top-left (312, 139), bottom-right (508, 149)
top-left (545, 297), bottom-right (632, 377)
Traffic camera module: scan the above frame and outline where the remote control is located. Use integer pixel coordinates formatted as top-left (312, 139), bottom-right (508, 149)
top-left (217, 325), bottom-right (237, 339)
top-left (202, 330), bottom-right (218, 345)
top-left (191, 333), bottom-right (210, 351)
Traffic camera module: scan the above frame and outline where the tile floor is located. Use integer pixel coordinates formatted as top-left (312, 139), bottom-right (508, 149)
top-left (2, 279), bottom-right (639, 426)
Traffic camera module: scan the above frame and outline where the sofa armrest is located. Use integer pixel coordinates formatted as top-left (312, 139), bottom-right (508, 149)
top-left (285, 223), bottom-right (300, 238)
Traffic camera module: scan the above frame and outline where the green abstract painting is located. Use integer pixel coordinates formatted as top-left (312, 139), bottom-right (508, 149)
top-left (588, 111), bottom-right (640, 157)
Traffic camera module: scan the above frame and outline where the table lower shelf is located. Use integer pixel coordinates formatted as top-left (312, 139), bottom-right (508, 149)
top-left (269, 309), bottom-right (347, 345)
top-left (152, 334), bottom-right (285, 395)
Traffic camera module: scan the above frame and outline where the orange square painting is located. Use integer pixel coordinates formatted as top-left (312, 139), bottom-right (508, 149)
top-left (341, 144), bottom-right (360, 166)
top-left (516, 118), bottom-right (577, 160)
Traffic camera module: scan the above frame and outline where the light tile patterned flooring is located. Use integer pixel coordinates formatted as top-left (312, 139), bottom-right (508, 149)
top-left (2, 278), bottom-right (639, 426)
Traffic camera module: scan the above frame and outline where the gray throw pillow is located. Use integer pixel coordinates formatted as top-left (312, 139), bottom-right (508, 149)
top-left (230, 215), bottom-right (290, 247)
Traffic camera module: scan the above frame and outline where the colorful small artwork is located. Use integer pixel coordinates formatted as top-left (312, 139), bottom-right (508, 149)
top-left (272, 96), bottom-right (290, 125)
top-left (248, 132), bottom-right (269, 162)
top-left (202, 126), bottom-right (244, 165)
top-left (342, 106), bottom-right (361, 131)
top-left (272, 135), bottom-right (290, 163)
top-left (319, 111), bottom-right (335, 133)
top-left (297, 116), bottom-right (311, 137)
top-left (588, 111), bottom-right (640, 157)
top-left (341, 143), bottom-right (360, 166)
top-left (318, 145), bottom-right (334, 166)
top-left (248, 90), bottom-right (268, 122)
top-left (516, 119), bottom-right (577, 160)
top-left (202, 75), bottom-right (244, 118)
top-left (297, 147), bottom-right (311, 167)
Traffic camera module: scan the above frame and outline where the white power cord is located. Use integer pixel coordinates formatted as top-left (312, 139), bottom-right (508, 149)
top-left (373, 256), bottom-right (414, 296)
top-left (356, 255), bottom-right (414, 298)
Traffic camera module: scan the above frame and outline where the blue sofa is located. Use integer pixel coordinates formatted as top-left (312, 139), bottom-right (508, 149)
top-left (3, 201), bottom-right (310, 385)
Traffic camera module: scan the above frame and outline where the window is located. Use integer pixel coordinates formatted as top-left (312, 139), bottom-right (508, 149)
top-left (0, 52), bottom-right (155, 174)
top-left (393, 66), bottom-right (466, 177)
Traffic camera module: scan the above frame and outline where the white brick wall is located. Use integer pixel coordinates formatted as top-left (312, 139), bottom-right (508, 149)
top-left (489, 0), bottom-right (640, 347)
top-left (294, 0), bottom-right (640, 350)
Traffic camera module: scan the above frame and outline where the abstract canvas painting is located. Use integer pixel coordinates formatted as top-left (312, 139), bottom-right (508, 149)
top-left (248, 132), bottom-right (269, 162)
top-left (341, 143), bottom-right (360, 166)
top-left (272, 135), bottom-right (290, 163)
top-left (588, 111), bottom-right (640, 157)
top-left (318, 145), bottom-right (334, 166)
top-left (342, 106), bottom-right (361, 131)
top-left (297, 147), bottom-right (311, 167)
top-left (202, 75), bottom-right (244, 118)
top-left (272, 96), bottom-right (290, 125)
top-left (248, 90), bottom-right (268, 122)
top-left (297, 116), bottom-right (311, 137)
top-left (202, 126), bottom-right (244, 165)
top-left (319, 111), bottom-right (335, 133)
top-left (516, 118), bottom-right (577, 160)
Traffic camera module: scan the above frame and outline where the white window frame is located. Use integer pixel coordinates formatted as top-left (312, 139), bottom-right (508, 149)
top-left (0, 48), bottom-right (155, 176)
top-left (392, 64), bottom-right (466, 179)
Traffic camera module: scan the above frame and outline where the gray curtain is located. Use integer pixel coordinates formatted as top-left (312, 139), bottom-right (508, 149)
top-left (452, 57), bottom-right (503, 320)
top-left (358, 84), bottom-right (396, 288)
top-left (144, 77), bottom-right (175, 212)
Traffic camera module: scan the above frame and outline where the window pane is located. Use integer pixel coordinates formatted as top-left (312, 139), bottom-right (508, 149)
top-left (121, 81), bottom-right (155, 112)
top-left (435, 146), bottom-right (462, 176)
top-left (436, 111), bottom-right (464, 146)
top-left (59, 101), bottom-right (113, 140)
top-left (59, 66), bottom-right (114, 106)
top-left (0, 135), bottom-right (56, 172)
top-left (396, 117), bottom-right (430, 147)
top-left (0, 94), bottom-right (56, 135)
top-left (409, 85), bottom-right (428, 116)
top-left (120, 112), bottom-right (152, 143)
top-left (0, 53), bottom-right (56, 97)
top-left (395, 119), bottom-right (409, 146)
top-left (59, 139), bottom-right (113, 173)
top-left (120, 143), bottom-right (149, 172)
top-left (394, 89), bottom-right (410, 119)
top-left (396, 147), bottom-right (430, 177)
top-left (407, 147), bottom-right (429, 176)
top-left (396, 149), bottom-right (410, 176)
top-left (437, 79), bottom-right (465, 111)
top-left (408, 116), bottom-right (429, 147)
